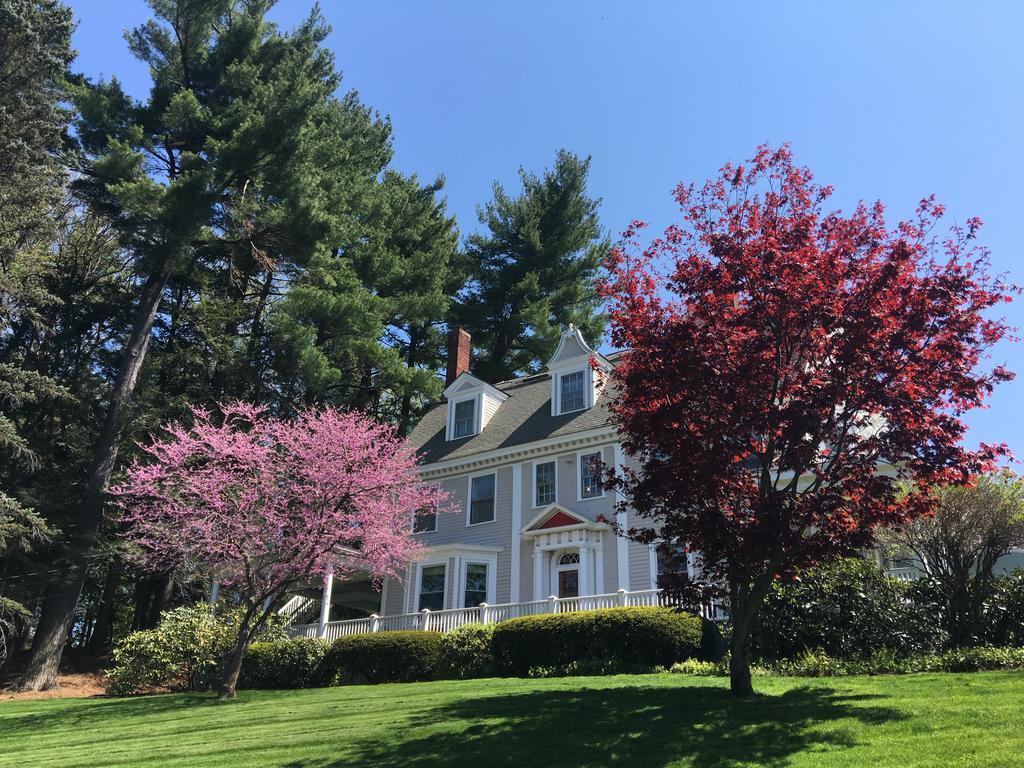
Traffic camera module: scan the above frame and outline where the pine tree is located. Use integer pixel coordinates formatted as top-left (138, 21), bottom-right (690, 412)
top-left (455, 150), bottom-right (608, 382)
top-left (0, 0), bottom-right (74, 606)
top-left (19, 0), bottom-right (392, 690)
top-left (267, 171), bottom-right (465, 432)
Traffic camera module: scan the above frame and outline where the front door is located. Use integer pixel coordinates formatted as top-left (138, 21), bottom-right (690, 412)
top-left (558, 569), bottom-right (579, 598)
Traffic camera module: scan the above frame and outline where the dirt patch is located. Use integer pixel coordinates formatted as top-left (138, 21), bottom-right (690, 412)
top-left (0, 671), bottom-right (107, 701)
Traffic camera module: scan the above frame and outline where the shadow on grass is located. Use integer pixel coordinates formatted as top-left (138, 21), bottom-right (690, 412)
top-left (307, 682), bottom-right (905, 768)
top-left (0, 690), bottom-right (265, 732)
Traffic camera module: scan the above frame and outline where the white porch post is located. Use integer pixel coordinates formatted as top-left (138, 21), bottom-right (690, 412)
top-left (317, 564), bottom-right (334, 639)
top-left (533, 543), bottom-right (545, 601)
top-left (594, 544), bottom-right (605, 595)
top-left (579, 545), bottom-right (591, 596)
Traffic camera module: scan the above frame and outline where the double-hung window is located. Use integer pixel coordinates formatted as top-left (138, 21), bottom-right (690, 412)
top-left (412, 505), bottom-right (436, 533)
top-left (452, 399), bottom-right (475, 438)
top-left (463, 563), bottom-right (488, 607)
top-left (535, 461), bottom-right (556, 506)
top-left (579, 451), bottom-right (603, 499)
top-left (418, 564), bottom-right (445, 611)
top-left (656, 543), bottom-right (690, 589)
top-left (560, 371), bottom-right (586, 413)
top-left (469, 474), bottom-right (496, 525)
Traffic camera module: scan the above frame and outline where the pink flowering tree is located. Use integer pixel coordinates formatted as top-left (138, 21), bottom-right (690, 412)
top-left (111, 403), bottom-right (444, 699)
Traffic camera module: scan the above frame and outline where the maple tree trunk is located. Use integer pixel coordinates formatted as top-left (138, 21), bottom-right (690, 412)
top-left (19, 257), bottom-right (175, 691)
top-left (727, 568), bottom-right (776, 698)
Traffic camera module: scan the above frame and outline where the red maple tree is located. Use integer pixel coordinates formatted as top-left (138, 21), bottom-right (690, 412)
top-left (601, 145), bottom-right (1016, 695)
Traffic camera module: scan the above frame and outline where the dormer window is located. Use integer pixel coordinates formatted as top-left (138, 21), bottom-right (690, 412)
top-left (559, 371), bottom-right (586, 413)
top-left (443, 372), bottom-right (508, 441)
top-left (452, 399), bottom-right (475, 439)
top-left (546, 325), bottom-right (612, 417)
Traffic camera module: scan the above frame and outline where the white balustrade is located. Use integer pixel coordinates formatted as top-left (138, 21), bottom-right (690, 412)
top-left (288, 588), bottom-right (727, 639)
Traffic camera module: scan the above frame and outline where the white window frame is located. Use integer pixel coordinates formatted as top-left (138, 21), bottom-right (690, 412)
top-left (415, 559), bottom-right (448, 612)
top-left (577, 448), bottom-right (606, 501)
top-left (466, 471), bottom-right (498, 527)
top-left (649, 540), bottom-right (695, 590)
top-left (557, 369), bottom-right (588, 414)
top-left (449, 396), bottom-right (478, 440)
top-left (457, 554), bottom-right (498, 608)
top-left (532, 459), bottom-right (558, 508)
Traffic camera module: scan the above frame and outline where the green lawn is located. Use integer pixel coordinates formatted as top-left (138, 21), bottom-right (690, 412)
top-left (2, 672), bottom-right (1023, 768)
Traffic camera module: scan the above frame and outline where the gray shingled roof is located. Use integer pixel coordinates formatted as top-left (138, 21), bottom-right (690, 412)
top-left (408, 370), bottom-right (617, 465)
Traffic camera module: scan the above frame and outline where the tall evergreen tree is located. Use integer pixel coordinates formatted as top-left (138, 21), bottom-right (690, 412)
top-left (0, 0), bottom-right (74, 608)
top-left (19, 0), bottom-right (392, 690)
top-left (267, 171), bottom-right (465, 431)
top-left (455, 150), bottom-right (608, 382)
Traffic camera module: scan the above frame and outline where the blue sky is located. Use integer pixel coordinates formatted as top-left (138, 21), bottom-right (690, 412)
top-left (67, 0), bottom-right (1023, 461)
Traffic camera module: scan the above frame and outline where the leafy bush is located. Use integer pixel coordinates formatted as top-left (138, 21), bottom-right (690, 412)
top-left (751, 558), bottom-right (945, 661)
top-left (668, 659), bottom-right (719, 676)
top-left (940, 646), bottom-right (1024, 672)
top-left (106, 603), bottom-right (286, 695)
top-left (326, 631), bottom-right (442, 684)
top-left (491, 607), bottom-right (704, 677)
top-left (976, 572), bottom-right (1024, 647)
top-left (240, 638), bottom-right (331, 689)
top-left (666, 647), bottom-right (1024, 677)
top-left (437, 624), bottom-right (496, 680)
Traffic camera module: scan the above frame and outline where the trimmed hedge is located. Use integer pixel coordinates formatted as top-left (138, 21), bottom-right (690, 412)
top-left (326, 631), bottom-right (443, 684)
top-left (240, 638), bottom-right (330, 689)
top-left (437, 624), bottom-right (497, 679)
top-left (491, 607), bottom-right (704, 677)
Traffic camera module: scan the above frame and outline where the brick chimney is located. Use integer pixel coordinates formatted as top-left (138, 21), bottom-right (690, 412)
top-left (445, 328), bottom-right (471, 387)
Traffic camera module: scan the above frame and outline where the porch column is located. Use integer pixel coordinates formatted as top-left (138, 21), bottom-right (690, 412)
top-left (579, 545), bottom-right (591, 596)
top-left (317, 564), bottom-right (334, 638)
top-left (533, 544), bottom-right (545, 601)
top-left (594, 544), bottom-right (605, 595)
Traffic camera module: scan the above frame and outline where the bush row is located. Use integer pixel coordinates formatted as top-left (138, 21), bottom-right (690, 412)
top-left (238, 607), bottom-right (708, 689)
top-left (669, 646), bottom-right (1024, 678)
top-left (750, 558), bottom-right (945, 661)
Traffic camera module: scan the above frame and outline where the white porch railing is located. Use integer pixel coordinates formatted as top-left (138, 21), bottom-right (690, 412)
top-left (278, 594), bottom-right (318, 622)
top-left (887, 567), bottom-right (920, 583)
top-left (289, 588), bottom-right (726, 640)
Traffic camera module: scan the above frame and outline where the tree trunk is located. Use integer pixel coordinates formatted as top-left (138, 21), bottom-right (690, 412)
top-left (130, 576), bottom-right (154, 631)
top-left (85, 563), bottom-right (121, 653)
top-left (726, 566), bottom-right (778, 698)
top-left (145, 572), bottom-right (175, 629)
top-left (19, 255), bottom-right (177, 691)
top-left (217, 631), bottom-right (250, 700)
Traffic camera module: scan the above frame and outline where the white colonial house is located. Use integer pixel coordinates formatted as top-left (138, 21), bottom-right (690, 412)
top-left (287, 326), bottom-right (711, 640)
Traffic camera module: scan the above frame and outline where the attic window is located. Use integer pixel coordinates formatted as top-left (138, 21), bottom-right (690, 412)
top-left (559, 371), bottom-right (586, 413)
top-left (452, 399), bottom-right (475, 438)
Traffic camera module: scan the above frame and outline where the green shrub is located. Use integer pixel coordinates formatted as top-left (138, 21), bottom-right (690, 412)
top-left (106, 603), bottom-right (286, 696)
top-left (326, 631), bottom-right (442, 684)
top-left (668, 659), bottom-right (718, 676)
top-left (491, 607), bottom-right (704, 677)
top-left (751, 558), bottom-right (945, 661)
top-left (437, 624), bottom-right (496, 680)
top-left (940, 646), bottom-right (1024, 672)
top-left (240, 638), bottom-right (331, 689)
